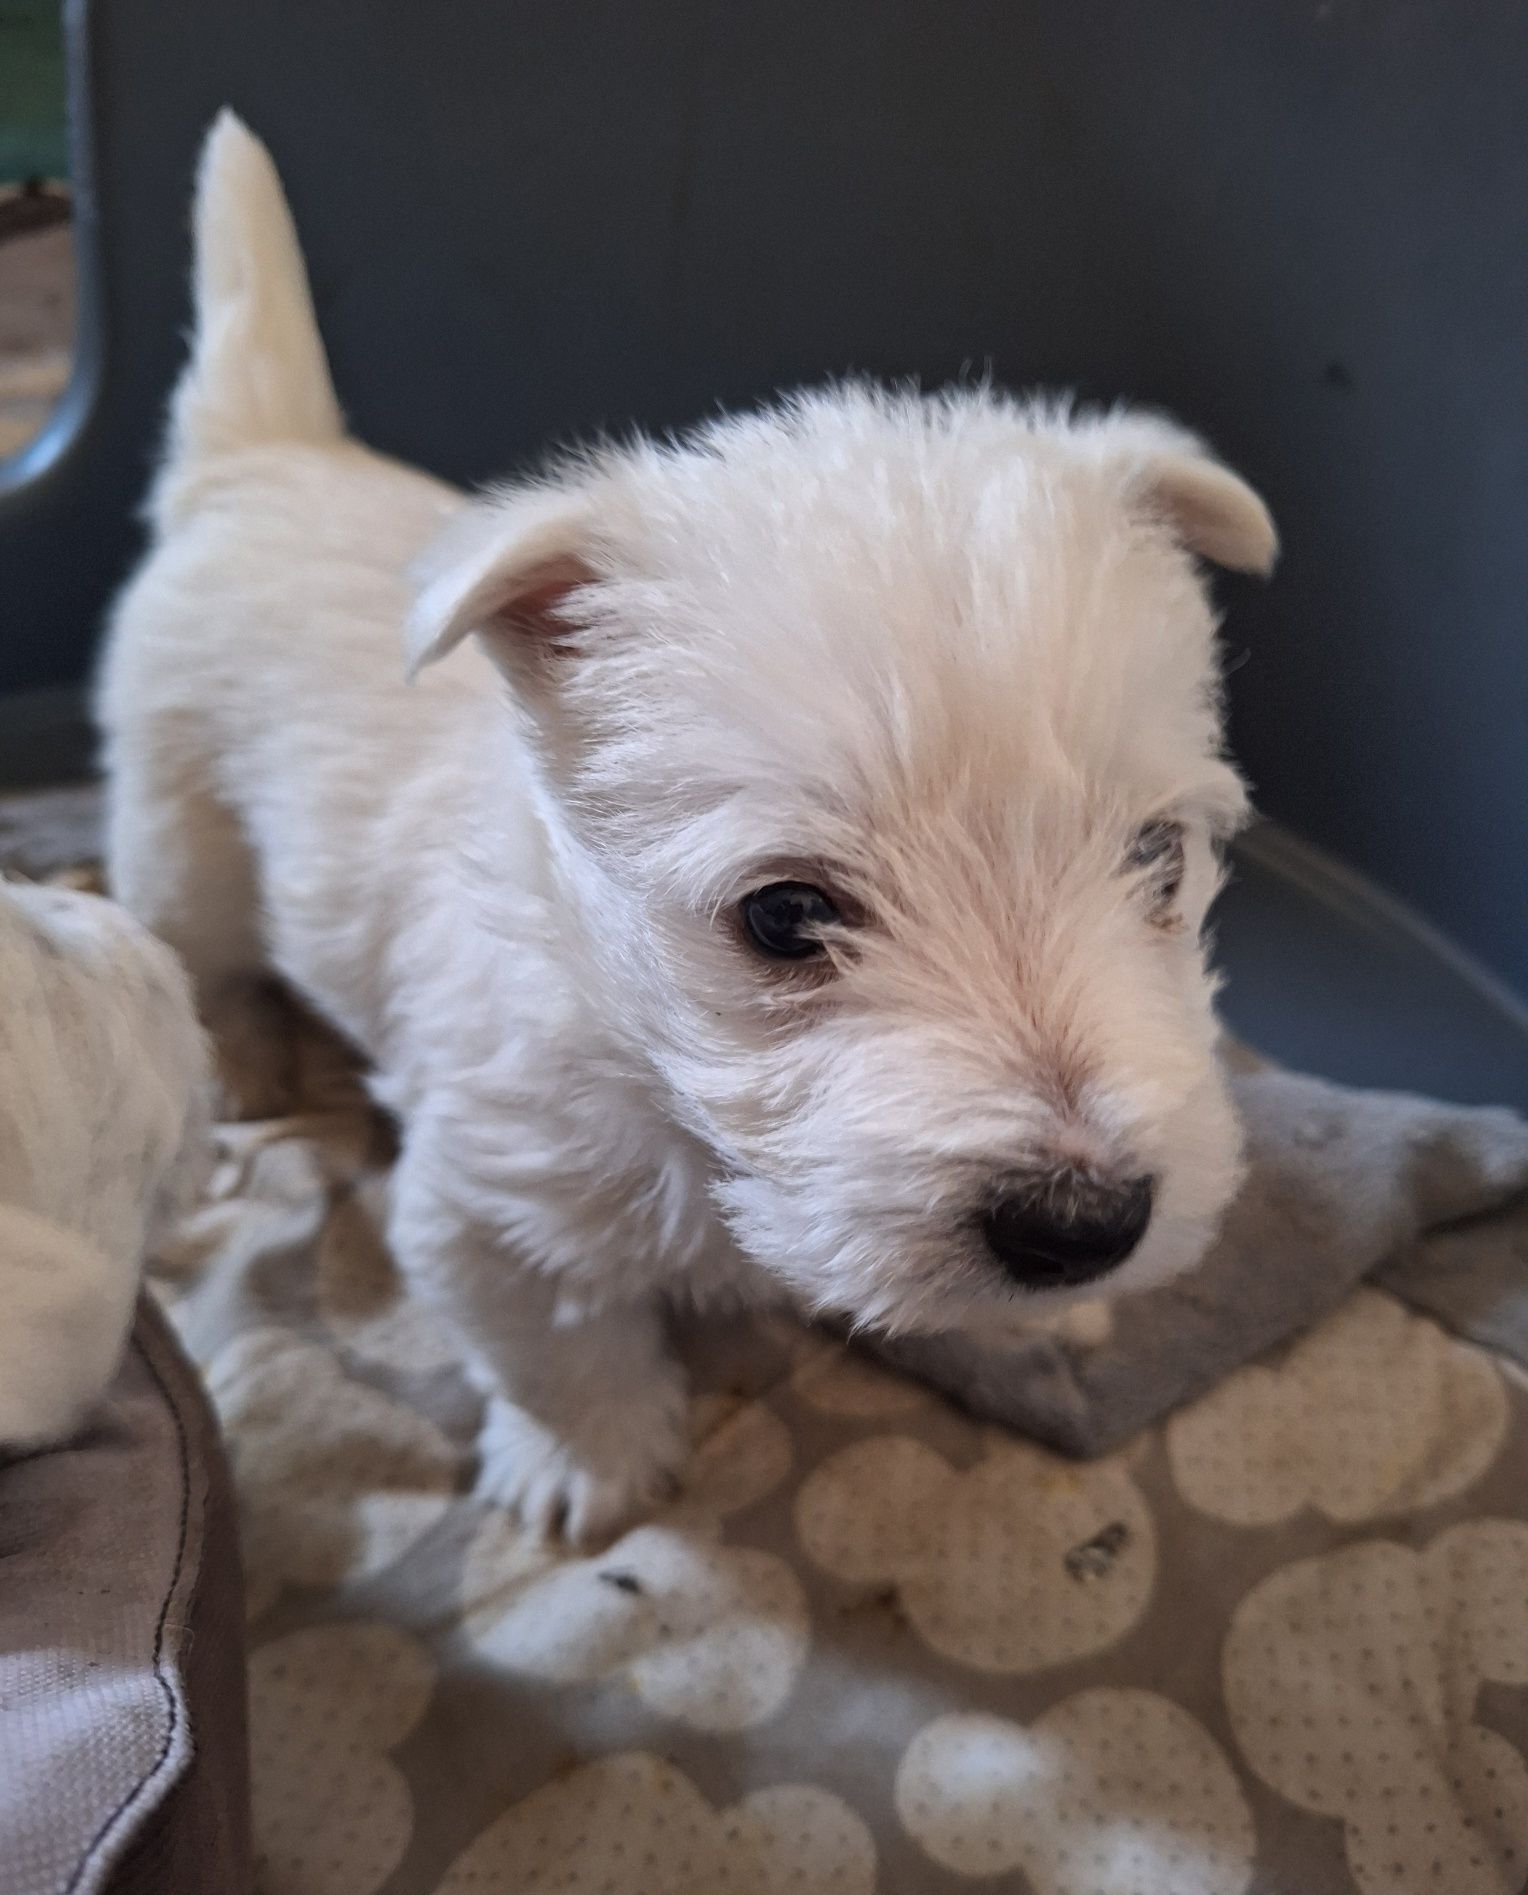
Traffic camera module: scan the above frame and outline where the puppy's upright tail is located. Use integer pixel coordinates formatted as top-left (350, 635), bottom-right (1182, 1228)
top-left (157, 111), bottom-right (343, 513)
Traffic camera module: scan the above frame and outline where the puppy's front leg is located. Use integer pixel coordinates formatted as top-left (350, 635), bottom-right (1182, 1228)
top-left (470, 1287), bottom-right (688, 1546)
top-left (391, 1150), bottom-right (688, 1546)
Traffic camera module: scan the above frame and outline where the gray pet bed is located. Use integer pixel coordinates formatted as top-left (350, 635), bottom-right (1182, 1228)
top-left (0, 1294), bottom-right (250, 1895)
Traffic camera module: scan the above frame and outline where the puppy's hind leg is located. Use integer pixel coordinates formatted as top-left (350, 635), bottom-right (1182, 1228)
top-left (105, 737), bottom-right (295, 1120)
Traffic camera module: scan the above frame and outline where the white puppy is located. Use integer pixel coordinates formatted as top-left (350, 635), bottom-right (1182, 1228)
top-left (100, 113), bottom-right (1276, 1541)
top-left (0, 880), bottom-right (208, 1450)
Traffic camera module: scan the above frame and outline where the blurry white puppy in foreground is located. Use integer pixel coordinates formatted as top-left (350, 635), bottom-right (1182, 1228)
top-left (101, 113), bottom-right (1276, 1542)
top-left (0, 880), bottom-right (208, 1451)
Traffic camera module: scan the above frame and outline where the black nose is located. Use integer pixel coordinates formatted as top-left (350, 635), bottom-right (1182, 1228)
top-left (980, 1171), bottom-right (1155, 1290)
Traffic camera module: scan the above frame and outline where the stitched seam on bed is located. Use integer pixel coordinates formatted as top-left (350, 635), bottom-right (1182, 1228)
top-left (64, 1316), bottom-right (194, 1895)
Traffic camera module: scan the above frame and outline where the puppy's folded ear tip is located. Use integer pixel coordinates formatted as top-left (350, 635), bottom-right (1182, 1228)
top-left (1091, 411), bottom-right (1277, 578)
top-left (401, 589), bottom-right (459, 678)
top-left (1236, 519), bottom-right (1280, 581)
top-left (403, 498), bottom-right (596, 682)
top-left (1146, 455), bottom-right (1279, 579)
top-left (402, 617), bottom-right (443, 681)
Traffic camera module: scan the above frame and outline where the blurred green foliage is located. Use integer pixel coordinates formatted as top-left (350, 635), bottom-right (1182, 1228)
top-left (0, 2), bottom-right (67, 184)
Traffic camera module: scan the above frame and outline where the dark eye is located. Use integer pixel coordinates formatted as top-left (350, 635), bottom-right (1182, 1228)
top-left (740, 882), bottom-right (841, 959)
top-left (1128, 820), bottom-right (1186, 914)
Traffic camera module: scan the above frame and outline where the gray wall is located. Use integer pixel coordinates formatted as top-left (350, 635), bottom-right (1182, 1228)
top-left (4, 0), bottom-right (1525, 992)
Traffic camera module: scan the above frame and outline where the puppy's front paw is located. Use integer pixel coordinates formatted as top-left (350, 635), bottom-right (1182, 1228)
top-left (476, 1384), bottom-right (688, 1548)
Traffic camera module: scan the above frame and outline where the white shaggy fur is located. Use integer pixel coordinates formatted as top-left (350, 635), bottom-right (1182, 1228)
top-left (0, 881), bottom-right (209, 1450)
top-left (99, 113), bottom-right (1276, 1541)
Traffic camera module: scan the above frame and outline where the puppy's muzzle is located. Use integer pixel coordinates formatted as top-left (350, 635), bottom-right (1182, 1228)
top-left (980, 1168), bottom-right (1155, 1290)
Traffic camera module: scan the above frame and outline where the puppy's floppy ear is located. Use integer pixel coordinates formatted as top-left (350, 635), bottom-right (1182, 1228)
top-left (1140, 452), bottom-right (1279, 576)
top-left (405, 491), bottom-right (597, 680)
top-left (1093, 413), bottom-right (1278, 577)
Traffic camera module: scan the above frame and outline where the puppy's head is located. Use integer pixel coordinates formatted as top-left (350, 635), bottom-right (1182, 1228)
top-left (409, 387), bottom-right (1274, 1334)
